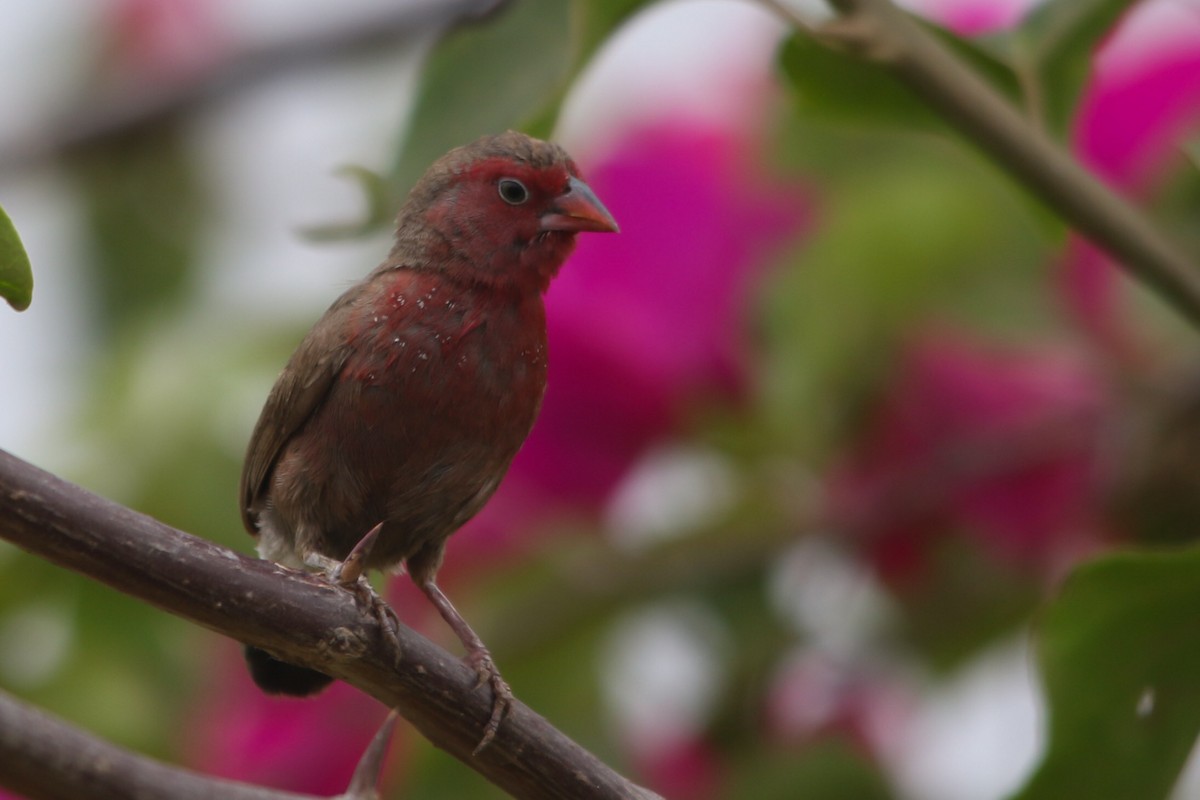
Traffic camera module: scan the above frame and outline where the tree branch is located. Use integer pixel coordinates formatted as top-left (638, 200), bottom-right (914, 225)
top-left (0, 448), bottom-right (661, 800)
top-left (762, 0), bottom-right (1200, 330)
top-left (0, 0), bottom-right (507, 171)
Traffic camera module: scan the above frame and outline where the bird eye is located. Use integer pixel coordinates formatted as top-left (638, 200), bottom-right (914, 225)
top-left (498, 178), bottom-right (529, 205)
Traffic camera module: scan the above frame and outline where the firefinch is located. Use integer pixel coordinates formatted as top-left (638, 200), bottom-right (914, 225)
top-left (240, 131), bottom-right (617, 747)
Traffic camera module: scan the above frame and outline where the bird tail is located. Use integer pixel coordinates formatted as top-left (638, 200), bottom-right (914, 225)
top-left (243, 645), bottom-right (334, 696)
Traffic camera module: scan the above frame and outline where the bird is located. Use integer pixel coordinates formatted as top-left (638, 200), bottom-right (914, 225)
top-left (239, 130), bottom-right (617, 749)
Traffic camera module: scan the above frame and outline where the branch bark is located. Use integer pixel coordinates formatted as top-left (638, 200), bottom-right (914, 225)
top-left (0, 0), bottom-right (507, 171)
top-left (0, 448), bottom-right (661, 800)
top-left (763, 0), bottom-right (1200, 330)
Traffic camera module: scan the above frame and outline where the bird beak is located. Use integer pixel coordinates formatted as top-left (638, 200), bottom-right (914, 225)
top-left (540, 176), bottom-right (619, 233)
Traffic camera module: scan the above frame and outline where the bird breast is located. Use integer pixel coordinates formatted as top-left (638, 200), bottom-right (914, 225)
top-left (291, 272), bottom-right (549, 563)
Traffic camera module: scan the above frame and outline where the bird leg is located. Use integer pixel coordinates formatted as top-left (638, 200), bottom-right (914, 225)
top-left (417, 577), bottom-right (513, 754)
top-left (305, 523), bottom-right (402, 668)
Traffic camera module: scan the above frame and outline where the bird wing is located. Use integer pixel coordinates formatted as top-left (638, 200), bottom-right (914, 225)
top-left (239, 291), bottom-right (358, 536)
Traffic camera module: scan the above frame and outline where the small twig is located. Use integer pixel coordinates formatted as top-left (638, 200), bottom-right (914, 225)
top-left (0, 448), bottom-right (662, 800)
top-left (761, 0), bottom-right (1200, 331)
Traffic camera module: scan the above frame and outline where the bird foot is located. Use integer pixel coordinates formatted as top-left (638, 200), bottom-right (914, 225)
top-left (309, 524), bottom-right (403, 668)
top-left (341, 575), bottom-right (403, 669)
top-left (415, 576), bottom-right (512, 753)
top-left (465, 646), bottom-right (513, 755)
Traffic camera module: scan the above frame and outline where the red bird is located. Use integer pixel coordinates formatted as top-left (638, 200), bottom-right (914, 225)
top-left (240, 131), bottom-right (617, 747)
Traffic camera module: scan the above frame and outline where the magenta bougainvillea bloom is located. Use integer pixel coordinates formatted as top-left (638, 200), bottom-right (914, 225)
top-left (634, 734), bottom-right (725, 800)
top-left (185, 645), bottom-right (389, 794)
top-left (449, 122), bottom-right (809, 563)
top-left (106, 0), bottom-right (226, 81)
top-left (765, 650), bottom-right (909, 760)
top-left (828, 333), bottom-right (1110, 579)
top-left (905, 0), bottom-right (1039, 36)
top-left (1061, 3), bottom-right (1200, 356)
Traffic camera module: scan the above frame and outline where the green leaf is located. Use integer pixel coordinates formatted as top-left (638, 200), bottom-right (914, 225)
top-left (298, 164), bottom-right (392, 241)
top-left (523, 0), bottom-right (654, 138)
top-left (725, 741), bottom-right (894, 800)
top-left (391, 0), bottom-right (655, 195)
top-left (924, 22), bottom-right (1025, 109)
top-left (0, 203), bottom-right (33, 311)
top-left (778, 21), bottom-right (1021, 135)
top-left (1020, 0), bottom-right (1140, 136)
top-left (778, 34), bottom-right (942, 131)
top-left (389, 0), bottom-right (574, 197)
top-left (69, 123), bottom-right (205, 334)
top-left (1014, 547), bottom-right (1200, 800)
top-left (780, 1), bottom-right (1131, 141)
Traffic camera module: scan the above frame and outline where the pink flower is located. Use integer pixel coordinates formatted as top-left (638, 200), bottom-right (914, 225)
top-left (184, 643), bottom-right (392, 795)
top-left (447, 122), bottom-right (809, 566)
top-left (106, 0), bottom-right (226, 82)
top-left (766, 650), bottom-right (910, 760)
top-left (1061, 2), bottom-right (1200, 356)
top-left (633, 735), bottom-right (725, 800)
top-left (904, 0), bottom-right (1039, 36)
top-left (827, 331), bottom-right (1110, 579)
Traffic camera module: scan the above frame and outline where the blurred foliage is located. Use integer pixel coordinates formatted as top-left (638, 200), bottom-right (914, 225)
top-left (759, 124), bottom-right (1056, 457)
top-left (390, 0), bottom-right (652, 206)
top-left (67, 121), bottom-right (207, 338)
top-left (1016, 548), bottom-right (1200, 800)
top-left (319, 0), bottom-right (655, 237)
top-left (0, 202), bottom-right (32, 311)
top-left (1015, 0), bottom-right (1142, 135)
top-left (389, 0), bottom-right (573, 196)
top-left (725, 741), bottom-right (895, 800)
top-left (3, 0), bottom-right (1200, 799)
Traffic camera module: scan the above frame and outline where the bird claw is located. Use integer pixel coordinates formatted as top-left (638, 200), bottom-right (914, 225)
top-left (466, 647), bottom-right (512, 755)
top-left (332, 522), bottom-right (383, 587)
top-left (309, 525), bottom-right (403, 669)
top-left (340, 579), bottom-right (402, 669)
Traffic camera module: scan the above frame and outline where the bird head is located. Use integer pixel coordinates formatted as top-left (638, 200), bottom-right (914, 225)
top-left (393, 131), bottom-right (618, 293)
